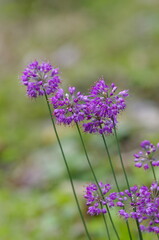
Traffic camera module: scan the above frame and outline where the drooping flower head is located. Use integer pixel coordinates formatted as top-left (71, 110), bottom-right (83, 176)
top-left (21, 60), bottom-right (61, 98)
top-left (82, 78), bottom-right (129, 134)
top-left (133, 140), bottom-right (159, 170)
top-left (50, 87), bottom-right (88, 125)
top-left (84, 182), bottom-right (112, 216)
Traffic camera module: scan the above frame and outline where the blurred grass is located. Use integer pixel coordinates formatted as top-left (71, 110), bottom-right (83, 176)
top-left (0, 0), bottom-right (159, 239)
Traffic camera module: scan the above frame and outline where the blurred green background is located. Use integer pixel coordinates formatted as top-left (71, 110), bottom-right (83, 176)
top-left (0, 0), bottom-right (159, 239)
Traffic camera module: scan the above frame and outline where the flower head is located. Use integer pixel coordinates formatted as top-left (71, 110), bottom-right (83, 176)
top-left (82, 78), bottom-right (129, 134)
top-left (21, 60), bottom-right (60, 98)
top-left (84, 182), bottom-right (112, 216)
top-left (111, 183), bottom-right (159, 234)
top-left (50, 87), bottom-right (88, 125)
top-left (134, 140), bottom-right (159, 170)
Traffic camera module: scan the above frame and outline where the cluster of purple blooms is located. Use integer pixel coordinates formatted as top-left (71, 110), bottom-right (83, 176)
top-left (21, 61), bottom-right (129, 134)
top-left (84, 182), bottom-right (159, 234)
top-left (21, 61), bottom-right (60, 98)
top-left (50, 78), bottom-right (129, 134)
top-left (83, 79), bottom-right (129, 134)
top-left (134, 140), bottom-right (159, 170)
top-left (50, 87), bottom-right (89, 125)
top-left (84, 182), bottom-right (112, 215)
top-left (21, 61), bottom-right (159, 236)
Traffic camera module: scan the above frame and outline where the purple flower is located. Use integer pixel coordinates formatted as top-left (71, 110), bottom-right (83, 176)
top-left (118, 209), bottom-right (130, 219)
top-left (140, 140), bottom-right (151, 149)
top-left (112, 183), bottom-right (159, 234)
top-left (82, 78), bottom-right (129, 134)
top-left (84, 180), bottom-right (159, 234)
top-left (21, 60), bottom-right (60, 98)
top-left (84, 182), bottom-right (112, 216)
top-left (133, 140), bottom-right (159, 170)
top-left (50, 87), bottom-right (88, 125)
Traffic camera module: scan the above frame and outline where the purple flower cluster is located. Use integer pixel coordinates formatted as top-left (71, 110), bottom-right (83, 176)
top-left (84, 182), bottom-right (112, 215)
top-left (21, 61), bottom-right (60, 98)
top-left (83, 79), bottom-right (129, 134)
top-left (116, 183), bottom-right (159, 234)
top-left (50, 87), bottom-right (88, 125)
top-left (134, 140), bottom-right (159, 170)
top-left (21, 62), bottom-right (128, 134)
top-left (49, 78), bottom-right (129, 134)
top-left (84, 182), bottom-right (159, 234)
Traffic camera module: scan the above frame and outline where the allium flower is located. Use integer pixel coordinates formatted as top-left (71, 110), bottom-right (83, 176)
top-left (84, 182), bottom-right (112, 216)
top-left (82, 78), bottom-right (129, 134)
top-left (110, 183), bottom-right (159, 234)
top-left (50, 87), bottom-right (88, 125)
top-left (21, 60), bottom-right (60, 98)
top-left (134, 140), bottom-right (159, 170)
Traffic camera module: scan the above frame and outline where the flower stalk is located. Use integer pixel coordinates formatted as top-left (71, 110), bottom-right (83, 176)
top-left (44, 92), bottom-right (91, 240)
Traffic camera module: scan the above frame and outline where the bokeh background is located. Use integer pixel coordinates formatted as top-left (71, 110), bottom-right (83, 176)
top-left (0, 0), bottom-right (159, 239)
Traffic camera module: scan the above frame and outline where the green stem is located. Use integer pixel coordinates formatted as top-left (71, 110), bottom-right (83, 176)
top-left (102, 124), bottom-right (132, 240)
top-left (150, 163), bottom-right (157, 182)
top-left (135, 218), bottom-right (143, 240)
top-left (106, 205), bottom-right (120, 240)
top-left (100, 125), bottom-right (133, 240)
top-left (112, 119), bottom-right (131, 192)
top-left (101, 131), bottom-right (120, 192)
top-left (100, 203), bottom-right (111, 240)
top-left (76, 123), bottom-right (120, 240)
top-left (126, 221), bottom-right (133, 240)
top-left (44, 93), bottom-right (91, 240)
top-left (113, 119), bottom-right (143, 240)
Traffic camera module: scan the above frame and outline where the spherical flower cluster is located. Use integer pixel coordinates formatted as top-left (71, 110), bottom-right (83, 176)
top-left (21, 61), bottom-right (61, 98)
top-left (84, 182), bottom-right (112, 216)
top-left (82, 78), bottom-right (129, 134)
top-left (134, 140), bottom-right (159, 170)
top-left (84, 182), bottom-right (159, 234)
top-left (112, 183), bottom-right (159, 234)
top-left (50, 87), bottom-right (88, 125)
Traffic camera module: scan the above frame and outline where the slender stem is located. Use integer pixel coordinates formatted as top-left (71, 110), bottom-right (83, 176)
top-left (135, 219), bottom-right (143, 240)
top-left (106, 205), bottom-right (120, 240)
top-left (76, 124), bottom-right (133, 240)
top-left (100, 203), bottom-right (111, 240)
top-left (103, 215), bottom-right (111, 240)
top-left (150, 163), bottom-right (157, 182)
top-left (113, 119), bottom-right (143, 240)
top-left (112, 119), bottom-right (131, 192)
top-left (76, 123), bottom-right (120, 240)
top-left (100, 125), bottom-right (133, 240)
top-left (126, 221), bottom-right (133, 240)
top-left (44, 93), bottom-right (91, 240)
top-left (101, 131), bottom-right (120, 192)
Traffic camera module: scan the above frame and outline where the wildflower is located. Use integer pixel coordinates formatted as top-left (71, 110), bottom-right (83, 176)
top-left (50, 87), bottom-right (88, 125)
top-left (82, 78), bottom-right (129, 134)
top-left (134, 140), bottom-right (159, 170)
top-left (112, 183), bottom-right (159, 234)
top-left (84, 182), bottom-right (112, 216)
top-left (21, 60), bottom-right (60, 98)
